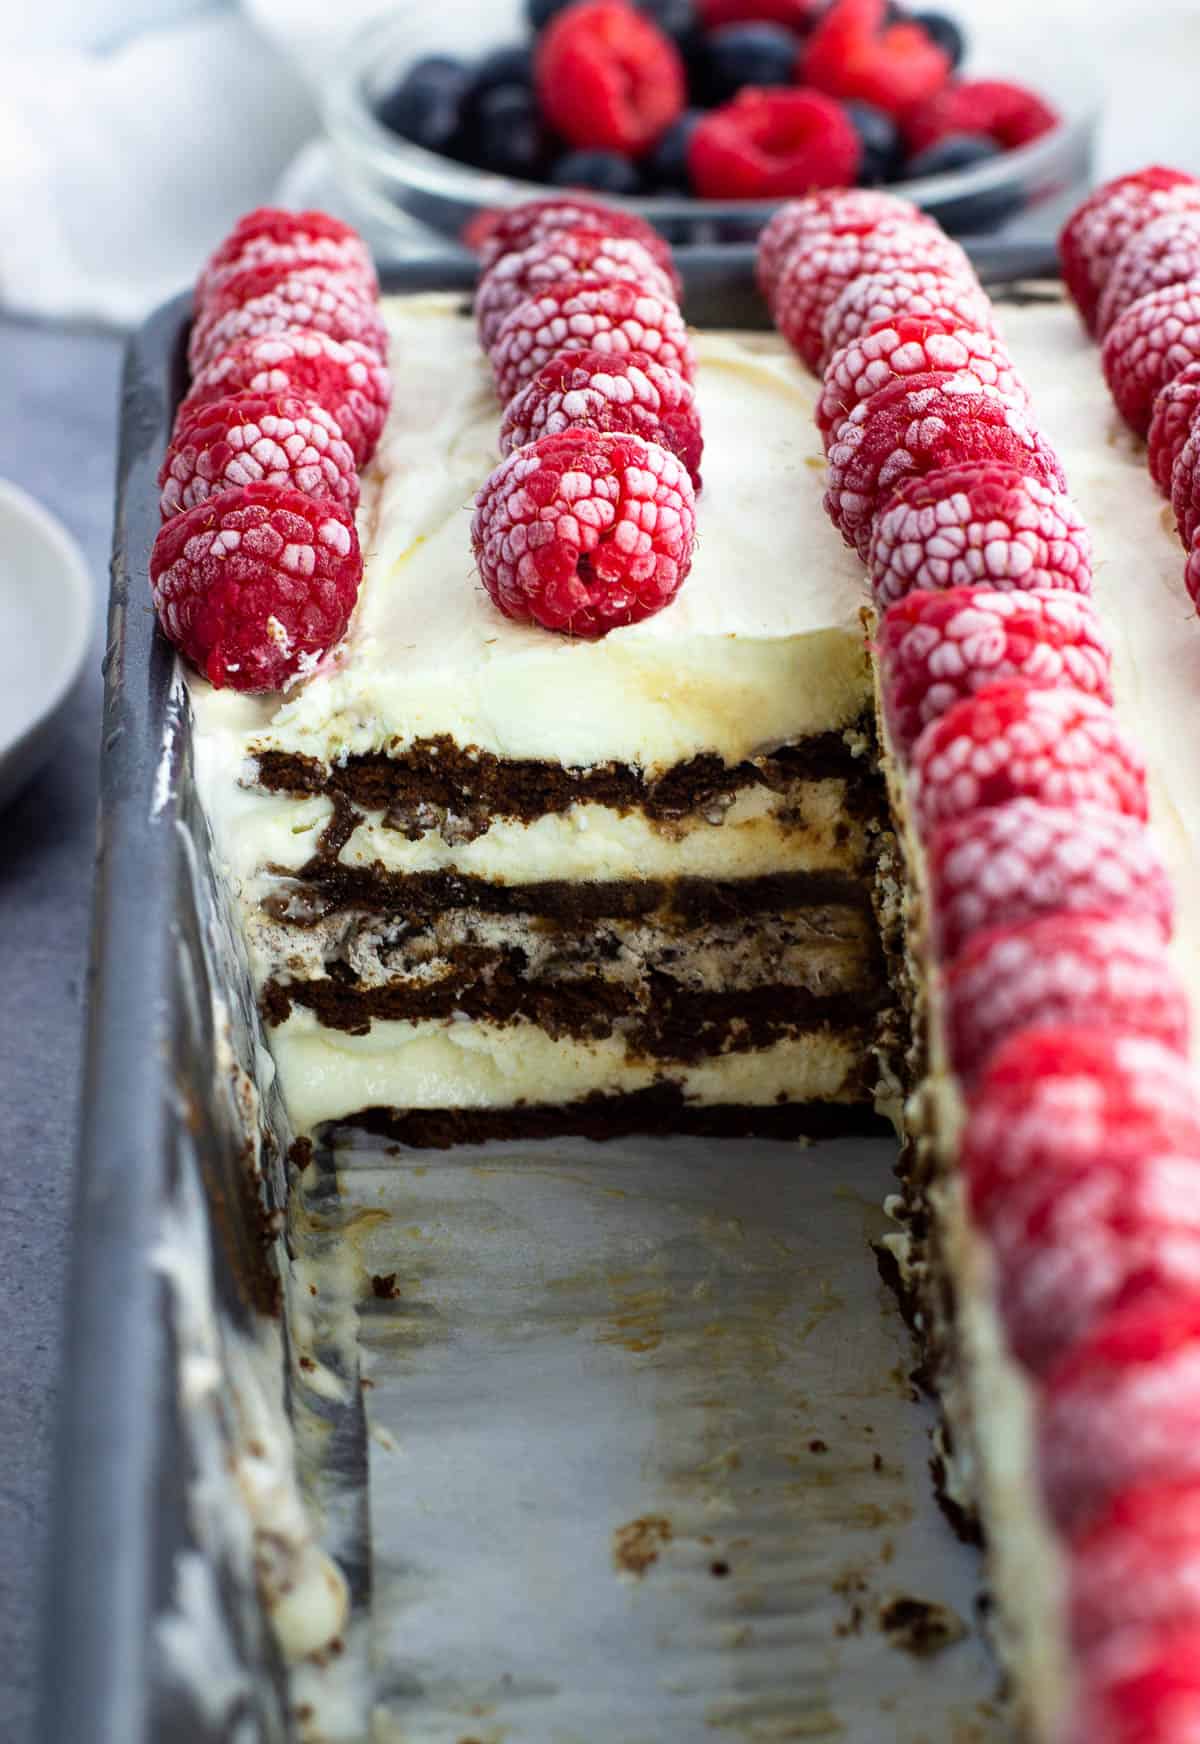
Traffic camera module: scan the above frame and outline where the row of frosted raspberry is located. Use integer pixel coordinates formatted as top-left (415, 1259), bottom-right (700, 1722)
top-left (1061, 167), bottom-right (1200, 615)
top-left (762, 188), bottom-right (1200, 1744)
top-left (147, 208), bottom-right (394, 695)
top-left (464, 198), bottom-right (704, 640)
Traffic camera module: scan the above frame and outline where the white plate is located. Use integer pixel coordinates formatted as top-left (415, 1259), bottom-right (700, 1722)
top-left (0, 479), bottom-right (92, 812)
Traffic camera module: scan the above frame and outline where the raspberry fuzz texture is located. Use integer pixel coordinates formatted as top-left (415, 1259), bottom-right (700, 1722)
top-left (471, 428), bottom-right (696, 638)
top-left (1070, 1482), bottom-right (1200, 1652)
top-left (1096, 210), bottom-right (1200, 337)
top-left (159, 393), bottom-right (359, 520)
top-left (489, 278), bottom-right (695, 406)
top-left (1059, 167), bottom-right (1200, 336)
top-left (474, 198), bottom-right (676, 284)
top-left (195, 207), bottom-right (378, 309)
top-left (475, 230), bottom-right (675, 352)
top-left (1101, 278), bottom-right (1200, 436)
top-left (755, 188), bottom-right (929, 309)
top-left (817, 317), bottom-right (1026, 443)
top-left (189, 267), bottom-right (388, 376)
top-left (1069, 1621), bottom-right (1200, 1744)
top-left (820, 269), bottom-right (997, 372)
top-left (1147, 359), bottom-right (1200, 497)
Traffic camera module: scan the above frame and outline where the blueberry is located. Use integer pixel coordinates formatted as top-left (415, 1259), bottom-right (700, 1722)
top-left (528, 0), bottom-right (575, 28)
top-left (550, 148), bottom-right (643, 195)
top-left (643, 111), bottom-right (701, 192)
top-left (376, 56), bottom-right (472, 155)
top-left (471, 44), bottom-right (536, 97)
top-left (843, 101), bottom-right (905, 186)
top-left (693, 23), bottom-right (798, 106)
top-left (464, 86), bottom-right (551, 182)
top-left (635, 0), bottom-right (700, 49)
top-left (911, 10), bottom-right (966, 71)
top-left (905, 134), bottom-right (1023, 232)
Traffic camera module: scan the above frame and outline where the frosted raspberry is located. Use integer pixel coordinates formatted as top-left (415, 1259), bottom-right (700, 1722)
top-left (189, 269), bottom-right (388, 377)
top-left (1147, 360), bottom-right (1200, 496)
top-left (489, 278), bottom-right (695, 407)
top-left (876, 586), bottom-right (1111, 758)
top-left (475, 198), bottom-right (678, 289)
top-left (195, 208), bottom-right (377, 308)
top-left (1097, 211), bottom-right (1200, 337)
top-left (1059, 167), bottom-right (1200, 335)
top-left (148, 482), bottom-right (361, 693)
top-left (179, 328), bottom-right (391, 470)
top-left (820, 268), bottom-right (997, 365)
top-left (754, 188), bottom-right (929, 308)
top-left (475, 230), bottom-right (676, 351)
top-left (470, 428), bottom-right (696, 639)
top-left (1040, 1288), bottom-right (1200, 1532)
top-left (1187, 535), bottom-right (1200, 610)
top-left (1070, 1481), bottom-right (1200, 1653)
top-left (927, 800), bottom-right (1174, 962)
top-left (910, 679), bottom-right (1148, 833)
top-left (159, 393), bottom-right (358, 520)
top-left (1170, 418), bottom-right (1200, 549)
top-left (1101, 279), bottom-right (1200, 436)
top-left (868, 463), bottom-right (1093, 607)
top-left (944, 912), bottom-right (1188, 1084)
top-left (1070, 1623), bottom-right (1200, 1744)
top-left (773, 220), bottom-right (975, 372)
top-left (499, 348), bottom-right (703, 489)
top-left (825, 373), bottom-right (1065, 560)
top-left (817, 317), bottom-right (1026, 444)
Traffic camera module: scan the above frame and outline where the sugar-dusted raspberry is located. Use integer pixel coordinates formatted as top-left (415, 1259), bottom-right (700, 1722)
top-left (195, 208), bottom-right (378, 310)
top-left (189, 269), bottom-right (388, 377)
top-left (904, 78), bottom-right (1059, 157)
top-left (160, 392), bottom-right (358, 521)
top-left (1040, 1287), bottom-right (1200, 1532)
top-left (1147, 360), bottom-right (1200, 496)
top-left (817, 317), bottom-right (1026, 444)
top-left (535, 0), bottom-right (685, 156)
top-left (1170, 418), bottom-right (1200, 549)
top-left (911, 679), bottom-right (1148, 834)
top-left (475, 198), bottom-right (677, 287)
top-left (1101, 279), bottom-right (1200, 436)
top-left (1060, 167), bottom-right (1200, 336)
top-left (927, 800), bottom-right (1174, 962)
top-left (688, 88), bottom-right (862, 202)
top-left (877, 585), bottom-right (1110, 759)
top-left (471, 428), bottom-right (695, 638)
top-left (1070, 1623), bottom-right (1200, 1744)
top-left (820, 268), bottom-right (997, 365)
top-left (499, 348), bottom-right (703, 489)
top-left (755, 188), bottom-right (928, 308)
top-left (489, 278), bottom-right (695, 407)
top-left (148, 482), bottom-right (361, 692)
top-left (944, 911), bottom-right (1188, 1084)
top-left (825, 373), bottom-right (1064, 560)
top-left (1097, 211), bottom-right (1200, 337)
top-left (803, 0), bottom-right (951, 120)
top-left (1070, 1481), bottom-right (1200, 1653)
top-left (1187, 535), bottom-right (1200, 610)
top-left (475, 230), bottom-right (676, 352)
top-left (868, 464), bottom-right (1093, 607)
top-left (774, 220), bottom-right (975, 371)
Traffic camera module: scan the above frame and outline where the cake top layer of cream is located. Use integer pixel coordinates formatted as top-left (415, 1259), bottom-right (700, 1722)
top-left (188, 293), bottom-right (871, 775)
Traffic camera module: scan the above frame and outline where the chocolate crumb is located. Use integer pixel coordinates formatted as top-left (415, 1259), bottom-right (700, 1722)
top-left (710, 1560), bottom-right (730, 1578)
top-left (880, 1595), bottom-right (967, 1658)
top-left (613, 1515), bottom-right (673, 1577)
top-left (809, 1438), bottom-right (828, 1453)
top-left (371, 1272), bottom-right (401, 1300)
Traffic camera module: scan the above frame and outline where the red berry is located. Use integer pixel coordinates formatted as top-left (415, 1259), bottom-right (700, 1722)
top-left (944, 911), bottom-right (1188, 1084)
top-left (1096, 211), bottom-right (1200, 338)
top-left (820, 268), bottom-right (997, 372)
top-left (1069, 1622), bottom-right (1200, 1744)
top-left (1187, 534), bottom-right (1200, 610)
top-left (688, 88), bottom-right (861, 203)
top-left (804, 0), bottom-right (951, 119)
top-left (755, 189), bottom-right (929, 309)
top-left (1170, 417), bottom-right (1200, 550)
top-left (535, 0), bottom-right (685, 156)
top-left (868, 464), bottom-right (1093, 607)
top-left (1060, 167), bottom-right (1200, 336)
top-left (904, 78), bottom-right (1060, 156)
top-left (1147, 359), bottom-right (1200, 497)
top-left (877, 585), bottom-right (1111, 759)
top-left (926, 800), bottom-right (1174, 962)
top-left (148, 482), bottom-right (361, 693)
top-left (471, 428), bottom-right (696, 638)
top-left (189, 268), bottom-right (388, 377)
top-left (698, 0), bottom-right (823, 25)
top-left (160, 392), bottom-right (359, 520)
top-left (475, 198), bottom-right (675, 285)
top-left (1040, 1287), bottom-right (1200, 1532)
top-left (911, 678), bottom-right (1148, 834)
top-left (499, 348), bottom-right (703, 490)
top-left (824, 373), bottom-right (1063, 559)
top-left (1070, 1481), bottom-right (1200, 1653)
top-left (776, 222), bottom-right (975, 372)
top-left (489, 277), bottom-right (695, 406)
top-left (195, 207), bottom-right (377, 309)
top-left (817, 316), bottom-right (1025, 444)
top-left (474, 229), bottom-right (676, 351)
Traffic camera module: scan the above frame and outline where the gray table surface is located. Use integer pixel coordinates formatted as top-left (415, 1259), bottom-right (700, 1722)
top-left (0, 315), bottom-right (122, 1744)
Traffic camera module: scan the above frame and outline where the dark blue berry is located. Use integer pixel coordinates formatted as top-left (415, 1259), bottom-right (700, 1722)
top-left (376, 56), bottom-right (472, 155)
top-left (635, 0), bottom-right (700, 49)
top-left (466, 86), bottom-right (551, 182)
top-left (642, 111), bottom-right (701, 192)
top-left (528, 0), bottom-right (575, 28)
top-left (471, 44), bottom-right (536, 97)
top-left (911, 10), bottom-right (966, 72)
top-left (694, 23), bottom-right (798, 105)
top-left (550, 149), bottom-right (643, 195)
top-left (905, 134), bottom-right (1023, 233)
top-left (843, 101), bottom-right (905, 186)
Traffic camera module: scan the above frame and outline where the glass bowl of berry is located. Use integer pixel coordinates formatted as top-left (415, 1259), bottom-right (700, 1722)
top-left (322, 0), bottom-right (1097, 251)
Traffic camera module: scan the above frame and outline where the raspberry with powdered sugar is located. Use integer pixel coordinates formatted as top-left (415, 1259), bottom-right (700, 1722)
top-left (817, 316), bottom-right (1027, 444)
top-left (188, 268), bottom-right (388, 376)
top-left (1070, 1621), bottom-right (1200, 1744)
top-left (474, 230), bottom-right (676, 352)
top-left (195, 207), bottom-right (379, 308)
top-left (489, 278), bottom-right (695, 407)
top-left (1059, 167), bottom-right (1200, 335)
top-left (755, 188), bottom-right (932, 309)
top-left (159, 393), bottom-right (359, 520)
top-left (1070, 1480), bottom-right (1200, 1653)
top-left (1101, 278), bottom-right (1200, 436)
top-left (820, 268), bottom-right (997, 368)
top-left (475, 198), bottom-right (678, 288)
top-left (1096, 210), bottom-right (1200, 337)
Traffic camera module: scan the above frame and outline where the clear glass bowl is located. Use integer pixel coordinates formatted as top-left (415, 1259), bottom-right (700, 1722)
top-left (321, 3), bottom-right (1099, 253)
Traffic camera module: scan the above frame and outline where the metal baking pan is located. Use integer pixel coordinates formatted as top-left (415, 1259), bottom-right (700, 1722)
top-left (41, 242), bottom-right (1059, 1744)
